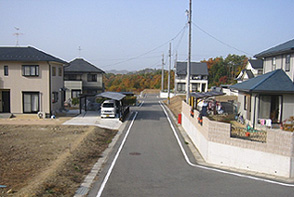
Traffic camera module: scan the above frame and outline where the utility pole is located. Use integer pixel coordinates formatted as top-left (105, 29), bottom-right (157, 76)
top-left (167, 43), bottom-right (171, 105)
top-left (174, 53), bottom-right (178, 96)
top-left (161, 54), bottom-right (165, 92)
top-left (186, 0), bottom-right (192, 104)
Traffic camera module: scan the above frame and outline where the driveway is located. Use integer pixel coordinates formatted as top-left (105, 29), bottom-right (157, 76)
top-left (63, 111), bottom-right (122, 130)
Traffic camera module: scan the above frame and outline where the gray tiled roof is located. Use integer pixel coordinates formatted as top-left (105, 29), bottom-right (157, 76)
top-left (64, 58), bottom-right (104, 73)
top-left (245, 69), bottom-right (255, 79)
top-left (254, 39), bottom-right (294, 58)
top-left (230, 69), bottom-right (294, 93)
top-left (176, 62), bottom-right (208, 76)
top-left (96, 91), bottom-right (125, 101)
top-left (0, 46), bottom-right (67, 64)
top-left (248, 59), bottom-right (263, 69)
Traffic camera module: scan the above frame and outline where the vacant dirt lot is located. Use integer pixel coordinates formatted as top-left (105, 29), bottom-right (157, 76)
top-left (0, 124), bottom-right (116, 196)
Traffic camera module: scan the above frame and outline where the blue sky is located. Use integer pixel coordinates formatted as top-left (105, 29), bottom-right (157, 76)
top-left (1, 0), bottom-right (293, 71)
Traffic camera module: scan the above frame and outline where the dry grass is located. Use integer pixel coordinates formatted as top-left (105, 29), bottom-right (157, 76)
top-left (164, 95), bottom-right (185, 118)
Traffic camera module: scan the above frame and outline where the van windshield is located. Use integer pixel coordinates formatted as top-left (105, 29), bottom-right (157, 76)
top-left (102, 103), bottom-right (114, 108)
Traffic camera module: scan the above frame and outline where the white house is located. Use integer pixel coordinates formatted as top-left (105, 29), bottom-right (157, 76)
top-left (175, 62), bottom-right (208, 93)
top-left (236, 59), bottom-right (263, 83)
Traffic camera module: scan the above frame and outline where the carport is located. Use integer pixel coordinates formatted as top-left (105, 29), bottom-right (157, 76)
top-left (96, 92), bottom-right (129, 120)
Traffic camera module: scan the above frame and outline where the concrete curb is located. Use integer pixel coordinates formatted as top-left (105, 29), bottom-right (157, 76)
top-left (74, 112), bottom-right (132, 197)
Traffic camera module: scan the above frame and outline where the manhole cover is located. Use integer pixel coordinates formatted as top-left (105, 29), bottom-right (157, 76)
top-left (129, 152), bottom-right (141, 156)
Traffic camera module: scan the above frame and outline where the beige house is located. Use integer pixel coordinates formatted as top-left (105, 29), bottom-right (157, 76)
top-left (255, 38), bottom-right (294, 82)
top-left (0, 46), bottom-right (67, 116)
top-left (64, 58), bottom-right (104, 101)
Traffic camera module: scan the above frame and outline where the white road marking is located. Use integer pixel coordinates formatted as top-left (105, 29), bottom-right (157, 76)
top-left (96, 111), bottom-right (138, 197)
top-left (159, 101), bottom-right (294, 187)
top-left (138, 101), bottom-right (144, 108)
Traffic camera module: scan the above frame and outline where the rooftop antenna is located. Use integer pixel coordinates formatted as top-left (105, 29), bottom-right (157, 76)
top-left (78, 46), bottom-right (82, 58)
top-left (13, 27), bottom-right (23, 46)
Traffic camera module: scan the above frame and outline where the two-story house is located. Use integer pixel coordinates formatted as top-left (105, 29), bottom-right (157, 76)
top-left (231, 39), bottom-right (294, 128)
top-left (175, 61), bottom-right (208, 93)
top-left (64, 58), bottom-right (104, 101)
top-left (236, 59), bottom-right (263, 83)
top-left (255, 38), bottom-right (294, 81)
top-left (0, 46), bottom-right (67, 116)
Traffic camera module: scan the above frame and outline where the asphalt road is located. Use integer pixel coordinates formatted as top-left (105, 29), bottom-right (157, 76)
top-left (88, 94), bottom-right (294, 197)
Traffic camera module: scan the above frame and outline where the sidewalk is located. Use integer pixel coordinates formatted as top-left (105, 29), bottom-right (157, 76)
top-left (63, 111), bottom-right (122, 130)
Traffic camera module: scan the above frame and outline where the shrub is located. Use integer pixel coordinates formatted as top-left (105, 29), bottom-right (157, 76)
top-left (72, 98), bottom-right (79, 105)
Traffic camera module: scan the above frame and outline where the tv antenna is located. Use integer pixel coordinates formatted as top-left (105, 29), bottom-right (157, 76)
top-left (13, 27), bottom-right (23, 46)
top-left (78, 46), bottom-right (82, 57)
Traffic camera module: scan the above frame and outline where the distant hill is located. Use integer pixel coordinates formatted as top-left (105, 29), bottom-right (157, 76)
top-left (106, 68), bottom-right (161, 75)
top-left (106, 69), bottom-right (130, 74)
top-left (103, 68), bottom-right (173, 92)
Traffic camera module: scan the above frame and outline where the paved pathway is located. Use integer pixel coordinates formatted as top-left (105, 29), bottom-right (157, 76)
top-left (63, 111), bottom-right (122, 130)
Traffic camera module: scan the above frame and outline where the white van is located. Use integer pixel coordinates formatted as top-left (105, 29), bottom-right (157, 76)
top-left (101, 100), bottom-right (117, 118)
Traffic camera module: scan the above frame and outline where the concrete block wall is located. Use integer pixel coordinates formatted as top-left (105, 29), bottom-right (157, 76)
top-left (181, 101), bottom-right (294, 178)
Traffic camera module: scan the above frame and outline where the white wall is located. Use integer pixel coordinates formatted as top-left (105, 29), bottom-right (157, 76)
top-left (160, 92), bottom-right (175, 98)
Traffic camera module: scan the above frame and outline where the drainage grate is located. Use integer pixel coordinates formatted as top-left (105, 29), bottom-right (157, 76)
top-left (129, 152), bottom-right (141, 156)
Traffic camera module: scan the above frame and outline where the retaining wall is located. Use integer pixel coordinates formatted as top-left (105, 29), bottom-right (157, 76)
top-left (181, 101), bottom-right (294, 178)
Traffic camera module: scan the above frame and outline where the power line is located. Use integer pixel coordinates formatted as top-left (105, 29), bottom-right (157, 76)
top-left (173, 23), bottom-right (188, 55)
top-left (101, 24), bottom-right (188, 68)
top-left (192, 22), bottom-right (253, 56)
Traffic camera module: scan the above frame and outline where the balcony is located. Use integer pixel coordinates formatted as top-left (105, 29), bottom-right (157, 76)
top-left (64, 80), bottom-right (83, 90)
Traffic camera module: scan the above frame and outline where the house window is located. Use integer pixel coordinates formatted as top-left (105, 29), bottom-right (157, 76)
top-left (87, 74), bottom-right (97, 82)
top-left (65, 74), bottom-right (79, 81)
top-left (272, 57), bottom-right (276, 70)
top-left (258, 95), bottom-right (282, 123)
top-left (22, 65), bottom-right (39, 76)
top-left (58, 67), bottom-right (62, 76)
top-left (23, 92), bottom-right (39, 113)
top-left (71, 89), bottom-right (81, 98)
top-left (52, 67), bottom-right (56, 76)
top-left (192, 83), bottom-right (198, 92)
top-left (4, 65), bottom-right (8, 76)
top-left (285, 54), bottom-right (291, 72)
top-left (52, 92), bottom-right (58, 103)
top-left (177, 83), bottom-right (186, 92)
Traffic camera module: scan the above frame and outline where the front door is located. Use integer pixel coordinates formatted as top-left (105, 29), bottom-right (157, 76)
top-left (2, 91), bottom-right (10, 113)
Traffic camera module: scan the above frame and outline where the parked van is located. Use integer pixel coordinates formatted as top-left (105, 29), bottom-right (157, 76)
top-left (101, 100), bottom-right (117, 118)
